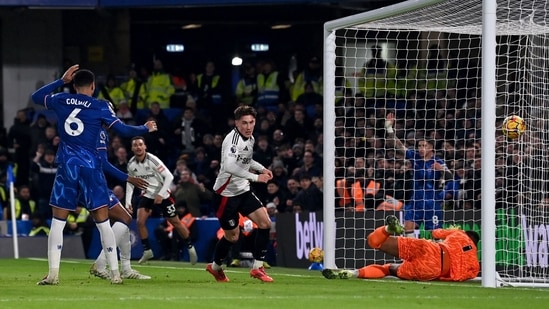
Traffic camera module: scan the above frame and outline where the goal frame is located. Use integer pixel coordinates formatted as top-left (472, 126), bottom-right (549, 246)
top-left (322, 0), bottom-right (499, 288)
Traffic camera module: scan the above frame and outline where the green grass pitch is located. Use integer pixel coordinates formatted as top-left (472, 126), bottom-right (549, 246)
top-left (0, 258), bottom-right (548, 309)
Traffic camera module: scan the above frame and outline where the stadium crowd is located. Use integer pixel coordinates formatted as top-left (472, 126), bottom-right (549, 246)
top-left (0, 44), bottom-right (518, 244)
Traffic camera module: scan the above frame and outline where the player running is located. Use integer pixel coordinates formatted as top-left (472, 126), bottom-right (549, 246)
top-left (126, 136), bottom-right (197, 265)
top-left (206, 105), bottom-right (274, 283)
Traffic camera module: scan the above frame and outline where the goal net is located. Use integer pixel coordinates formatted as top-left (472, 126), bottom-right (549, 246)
top-left (323, 0), bottom-right (549, 288)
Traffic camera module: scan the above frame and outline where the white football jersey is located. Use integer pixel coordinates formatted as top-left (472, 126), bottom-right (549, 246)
top-left (125, 152), bottom-right (174, 206)
top-left (213, 128), bottom-right (265, 197)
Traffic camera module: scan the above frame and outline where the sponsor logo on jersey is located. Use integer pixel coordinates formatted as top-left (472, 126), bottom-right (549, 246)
top-left (243, 146), bottom-right (248, 151)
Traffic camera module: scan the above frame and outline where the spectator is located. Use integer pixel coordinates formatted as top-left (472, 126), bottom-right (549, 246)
top-left (292, 174), bottom-right (323, 213)
top-left (271, 128), bottom-right (288, 150)
top-left (235, 62), bottom-right (257, 106)
top-left (8, 109), bottom-right (32, 186)
top-left (173, 168), bottom-right (214, 217)
top-left (120, 67), bottom-right (147, 112)
top-left (146, 59), bottom-right (175, 109)
top-left (253, 135), bottom-right (274, 168)
top-left (284, 107), bottom-right (313, 145)
top-left (291, 56), bottom-right (323, 103)
top-left (256, 59), bottom-right (286, 112)
top-left (98, 74), bottom-right (126, 108)
top-left (293, 149), bottom-right (322, 179)
top-left (29, 114), bottom-right (50, 155)
top-left (264, 180), bottom-right (289, 214)
top-left (296, 82), bottom-right (323, 119)
top-left (4, 185), bottom-right (36, 220)
top-left (357, 45), bottom-right (392, 106)
top-left (116, 100), bottom-right (136, 125)
top-left (31, 146), bottom-right (57, 220)
top-left (29, 214), bottom-right (50, 236)
top-left (172, 107), bottom-right (210, 157)
top-left (107, 145), bottom-right (129, 189)
top-left (64, 205), bottom-right (90, 236)
top-left (189, 147), bottom-right (213, 186)
top-left (154, 202), bottom-right (198, 261)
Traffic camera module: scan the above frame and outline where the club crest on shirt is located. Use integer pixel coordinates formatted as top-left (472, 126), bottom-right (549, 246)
top-left (230, 145), bottom-right (237, 153)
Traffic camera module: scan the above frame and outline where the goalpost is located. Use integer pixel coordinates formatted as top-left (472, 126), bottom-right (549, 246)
top-left (323, 0), bottom-right (549, 288)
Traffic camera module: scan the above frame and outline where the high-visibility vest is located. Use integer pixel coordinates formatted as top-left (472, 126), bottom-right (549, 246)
top-left (364, 180), bottom-right (381, 196)
top-left (121, 78), bottom-right (147, 109)
top-left (166, 213), bottom-right (196, 233)
top-left (291, 71), bottom-right (322, 102)
top-left (336, 179), bottom-right (365, 210)
top-left (357, 63), bottom-right (395, 98)
top-left (196, 74), bottom-right (222, 104)
top-left (376, 195), bottom-right (404, 211)
top-left (256, 71), bottom-right (280, 107)
top-left (29, 226), bottom-right (50, 236)
top-left (235, 77), bottom-right (257, 106)
top-left (98, 86), bottom-right (126, 108)
top-left (14, 199), bottom-right (36, 219)
top-left (146, 72), bottom-right (175, 108)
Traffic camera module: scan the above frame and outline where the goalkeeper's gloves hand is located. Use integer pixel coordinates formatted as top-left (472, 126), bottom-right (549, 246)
top-left (384, 120), bottom-right (394, 134)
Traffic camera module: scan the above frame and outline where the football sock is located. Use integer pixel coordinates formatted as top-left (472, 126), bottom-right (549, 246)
top-left (183, 237), bottom-right (193, 248)
top-left (112, 221), bottom-right (131, 272)
top-left (213, 236), bottom-right (232, 267)
top-left (141, 238), bottom-right (151, 250)
top-left (48, 218), bottom-right (66, 279)
top-left (252, 228), bottom-right (270, 268)
top-left (367, 226), bottom-right (390, 249)
top-left (95, 250), bottom-right (107, 271)
top-left (358, 264), bottom-right (390, 279)
top-left (96, 219), bottom-right (119, 273)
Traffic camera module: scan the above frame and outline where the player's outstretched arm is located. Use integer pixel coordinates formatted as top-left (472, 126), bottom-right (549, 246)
top-left (385, 112), bottom-right (407, 154)
top-left (110, 120), bottom-right (156, 137)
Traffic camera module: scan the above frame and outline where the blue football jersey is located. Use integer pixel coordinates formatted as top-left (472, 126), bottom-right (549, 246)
top-left (42, 93), bottom-right (121, 167)
top-left (405, 149), bottom-right (444, 201)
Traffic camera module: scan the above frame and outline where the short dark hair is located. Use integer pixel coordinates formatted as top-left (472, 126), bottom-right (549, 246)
top-left (465, 230), bottom-right (480, 247)
top-left (131, 136), bottom-right (145, 144)
top-left (234, 105), bottom-right (257, 120)
top-left (73, 69), bottom-right (95, 88)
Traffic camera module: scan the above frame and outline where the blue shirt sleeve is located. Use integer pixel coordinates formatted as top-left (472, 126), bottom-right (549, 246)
top-left (99, 150), bottom-right (128, 182)
top-left (31, 79), bottom-right (64, 107)
top-left (109, 121), bottom-right (148, 138)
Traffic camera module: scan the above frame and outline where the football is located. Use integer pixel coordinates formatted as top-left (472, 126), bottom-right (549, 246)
top-left (502, 115), bottom-right (526, 139)
top-left (308, 247), bottom-right (324, 263)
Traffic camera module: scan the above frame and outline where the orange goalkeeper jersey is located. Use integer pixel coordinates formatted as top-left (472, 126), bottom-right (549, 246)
top-left (432, 229), bottom-right (480, 281)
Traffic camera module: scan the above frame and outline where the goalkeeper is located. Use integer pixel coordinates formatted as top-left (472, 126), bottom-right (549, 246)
top-left (323, 215), bottom-right (480, 282)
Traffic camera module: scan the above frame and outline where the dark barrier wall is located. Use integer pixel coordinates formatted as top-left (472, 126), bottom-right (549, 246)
top-left (0, 236), bottom-right (85, 259)
top-left (275, 209), bottom-right (482, 268)
top-left (88, 218), bottom-right (220, 262)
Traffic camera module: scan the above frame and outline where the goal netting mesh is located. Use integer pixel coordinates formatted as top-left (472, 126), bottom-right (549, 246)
top-left (323, 0), bottom-right (549, 287)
